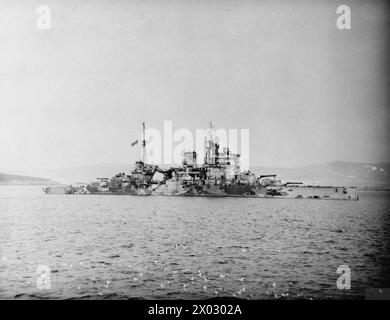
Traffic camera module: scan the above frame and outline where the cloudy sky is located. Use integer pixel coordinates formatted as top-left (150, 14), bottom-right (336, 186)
top-left (0, 0), bottom-right (389, 172)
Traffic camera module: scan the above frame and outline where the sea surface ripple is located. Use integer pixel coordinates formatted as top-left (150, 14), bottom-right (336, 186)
top-left (0, 186), bottom-right (389, 299)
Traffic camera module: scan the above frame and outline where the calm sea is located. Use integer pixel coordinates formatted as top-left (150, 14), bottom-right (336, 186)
top-left (0, 186), bottom-right (389, 299)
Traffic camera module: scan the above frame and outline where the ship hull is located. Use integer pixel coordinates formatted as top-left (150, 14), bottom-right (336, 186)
top-left (152, 184), bottom-right (358, 200)
top-left (254, 186), bottom-right (358, 200)
top-left (44, 184), bottom-right (358, 200)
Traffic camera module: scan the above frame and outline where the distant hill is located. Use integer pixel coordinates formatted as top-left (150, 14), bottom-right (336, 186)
top-left (251, 161), bottom-right (390, 187)
top-left (14, 163), bottom-right (132, 184)
top-left (9, 161), bottom-right (390, 187)
top-left (0, 173), bottom-right (58, 185)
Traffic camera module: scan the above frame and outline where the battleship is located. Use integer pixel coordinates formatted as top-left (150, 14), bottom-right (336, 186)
top-left (43, 122), bottom-right (359, 200)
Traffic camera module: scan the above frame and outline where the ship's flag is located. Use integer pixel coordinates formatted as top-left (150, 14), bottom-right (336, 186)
top-left (131, 139), bottom-right (138, 147)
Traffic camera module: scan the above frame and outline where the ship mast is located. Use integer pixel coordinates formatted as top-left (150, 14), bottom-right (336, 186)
top-left (204, 121), bottom-right (215, 165)
top-left (141, 121), bottom-right (147, 164)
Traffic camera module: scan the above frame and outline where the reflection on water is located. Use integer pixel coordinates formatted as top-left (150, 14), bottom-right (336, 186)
top-left (0, 186), bottom-right (389, 299)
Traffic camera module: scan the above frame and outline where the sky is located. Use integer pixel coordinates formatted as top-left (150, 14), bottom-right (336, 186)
top-left (0, 0), bottom-right (389, 172)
